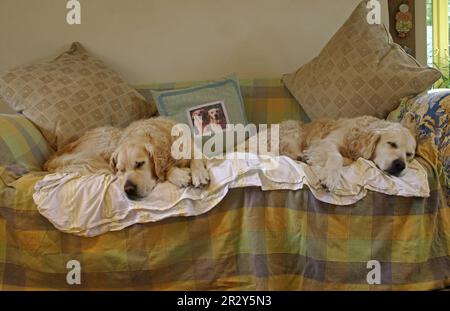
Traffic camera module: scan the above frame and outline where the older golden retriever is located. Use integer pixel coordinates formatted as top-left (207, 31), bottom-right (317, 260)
top-left (44, 117), bottom-right (210, 200)
top-left (111, 117), bottom-right (209, 199)
top-left (278, 113), bottom-right (417, 191)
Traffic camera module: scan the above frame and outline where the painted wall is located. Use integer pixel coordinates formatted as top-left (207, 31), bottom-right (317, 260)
top-left (0, 0), bottom-right (389, 113)
top-left (415, 0), bottom-right (428, 66)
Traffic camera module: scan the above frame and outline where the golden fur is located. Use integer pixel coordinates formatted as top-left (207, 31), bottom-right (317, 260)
top-left (44, 126), bottom-right (122, 174)
top-left (44, 116), bottom-right (210, 199)
top-left (278, 114), bottom-right (417, 191)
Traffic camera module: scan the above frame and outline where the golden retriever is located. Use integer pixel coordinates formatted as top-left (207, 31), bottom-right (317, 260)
top-left (111, 117), bottom-right (210, 199)
top-left (277, 113), bottom-right (417, 191)
top-left (44, 117), bottom-right (210, 200)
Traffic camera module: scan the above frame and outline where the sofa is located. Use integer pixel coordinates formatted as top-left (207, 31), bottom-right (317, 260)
top-left (0, 78), bottom-right (448, 290)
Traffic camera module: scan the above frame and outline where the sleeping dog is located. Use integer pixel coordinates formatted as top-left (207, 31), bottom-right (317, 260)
top-left (44, 117), bottom-right (210, 200)
top-left (111, 117), bottom-right (209, 199)
top-left (277, 113), bottom-right (418, 191)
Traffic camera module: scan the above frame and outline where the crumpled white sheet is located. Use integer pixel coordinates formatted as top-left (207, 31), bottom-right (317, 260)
top-left (33, 153), bottom-right (430, 237)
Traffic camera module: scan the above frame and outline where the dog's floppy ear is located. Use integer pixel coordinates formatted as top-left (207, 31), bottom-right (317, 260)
top-left (360, 131), bottom-right (381, 159)
top-left (348, 130), bottom-right (380, 160)
top-left (401, 112), bottom-right (418, 137)
top-left (145, 143), bottom-right (172, 181)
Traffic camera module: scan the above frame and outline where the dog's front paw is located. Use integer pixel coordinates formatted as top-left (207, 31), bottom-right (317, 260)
top-left (303, 149), bottom-right (324, 166)
top-left (192, 166), bottom-right (210, 188)
top-left (168, 167), bottom-right (192, 188)
top-left (322, 170), bottom-right (341, 192)
top-left (302, 153), bottom-right (311, 164)
top-left (294, 153), bottom-right (306, 162)
top-left (190, 160), bottom-right (210, 188)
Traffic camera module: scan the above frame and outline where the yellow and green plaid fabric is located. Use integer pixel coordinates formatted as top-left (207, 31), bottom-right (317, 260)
top-left (0, 114), bottom-right (53, 184)
top-left (0, 114), bottom-right (53, 170)
top-left (136, 78), bottom-right (309, 125)
top-left (0, 158), bottom-right (448, 290)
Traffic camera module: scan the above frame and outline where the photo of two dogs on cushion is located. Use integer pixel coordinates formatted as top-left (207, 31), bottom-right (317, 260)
top-left (44, 112), bottom-right (417, 200)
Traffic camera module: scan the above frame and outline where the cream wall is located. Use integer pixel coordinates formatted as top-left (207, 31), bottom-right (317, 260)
top-left (0, 0), bottom-right (389, 113)
top-left (415, 0), bottom-right (427, 66)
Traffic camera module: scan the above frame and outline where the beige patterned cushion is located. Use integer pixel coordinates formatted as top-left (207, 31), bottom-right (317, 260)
top-left (0, 42), bottom-right (156, 150)
top-left (282, 0), bottom-right (441, 121)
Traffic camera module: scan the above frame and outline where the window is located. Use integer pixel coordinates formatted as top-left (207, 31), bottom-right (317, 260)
top-left (426, 0), bottom-right (433, 65)
top-left (427, 0), bottom-right (450, 86)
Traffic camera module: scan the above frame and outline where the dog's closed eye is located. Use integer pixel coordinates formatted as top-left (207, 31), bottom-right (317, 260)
top-left (135, 161), bottom-right (145, 169)
top-left (388, 142), bottom-right (398, 149)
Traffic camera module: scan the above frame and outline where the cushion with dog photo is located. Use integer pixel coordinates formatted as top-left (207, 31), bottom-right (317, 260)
top-left (151, 74), bottom-right (251, 157)
top-left (282, 0), bottom-right (441, 120)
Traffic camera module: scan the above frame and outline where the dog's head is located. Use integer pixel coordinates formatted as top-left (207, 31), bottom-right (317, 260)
top-left (192, 109), bottom-right (207, 120)
top-left (110, 140), bottom-right (169, 200)
top-left (359, 112), bottom-right (417, 177)
top-left (208, 108), bottom-right (223, 122)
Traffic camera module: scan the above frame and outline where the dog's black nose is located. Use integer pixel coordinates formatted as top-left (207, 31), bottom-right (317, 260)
top-left (124, 181), bottom-right (138, 198)
top-left (390, 159), bottom-right (405, 175)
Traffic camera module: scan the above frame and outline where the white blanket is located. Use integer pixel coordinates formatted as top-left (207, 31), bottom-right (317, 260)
top-left (33, 153), bottom-right (429, 237)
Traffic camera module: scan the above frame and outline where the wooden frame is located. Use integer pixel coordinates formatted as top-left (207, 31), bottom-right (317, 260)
top-left (388, 0), bottom-right (416, 56)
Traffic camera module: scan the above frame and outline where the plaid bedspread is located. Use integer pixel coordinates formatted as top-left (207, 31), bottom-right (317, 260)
top-left (0, 79), bottom-right (449, 290)
top-left (0, 158), bottom-right (448, 290)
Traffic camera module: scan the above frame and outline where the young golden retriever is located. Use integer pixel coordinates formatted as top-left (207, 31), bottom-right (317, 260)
top-left (44, 117), bottom-right (210, 200)
top-left (277, 113), bottom-right (418, 191)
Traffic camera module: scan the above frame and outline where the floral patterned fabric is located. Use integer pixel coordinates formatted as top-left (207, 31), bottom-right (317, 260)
top-left (387, 90), bottom-right (450, 205)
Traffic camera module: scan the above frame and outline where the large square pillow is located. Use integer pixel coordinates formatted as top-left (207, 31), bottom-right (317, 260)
top-left (0, 42), bottom-right (156, 150)
top-left (282, 0), bottom-right (441, 120)
top-left (151, 74), bottom-right (250, 157)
